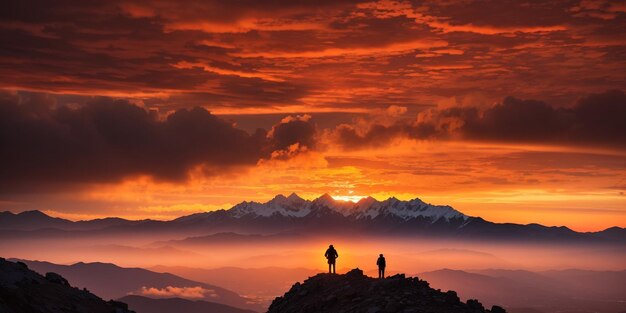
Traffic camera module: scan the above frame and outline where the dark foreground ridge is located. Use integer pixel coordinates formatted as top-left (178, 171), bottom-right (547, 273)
top-left (0, 258), bottom-right (134, 313)
top-left (268, 268), bottom-right (505, 313)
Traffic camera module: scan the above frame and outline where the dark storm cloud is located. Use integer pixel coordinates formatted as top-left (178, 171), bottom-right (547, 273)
top-left (572, 90), bottom-right (626, 143)
top-left (332, 90), bottom-right (626, 149)
top-left (459, 89), bottom-right (626, 144)
top-left (0, 92), bottom-right (317, 189)
top-left (268, 115), bottom-right (317, 151)
top-left (460, 97), bottom-right (563, 141)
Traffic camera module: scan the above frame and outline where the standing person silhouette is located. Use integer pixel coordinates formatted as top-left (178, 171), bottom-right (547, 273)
top-left (324, 244), bottom-right (339, 274)
top-left (377, 254), bottom-right (386, 278)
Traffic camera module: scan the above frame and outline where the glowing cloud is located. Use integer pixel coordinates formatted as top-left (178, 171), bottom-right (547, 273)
top-left (135, 286), bottom-right (217, 299)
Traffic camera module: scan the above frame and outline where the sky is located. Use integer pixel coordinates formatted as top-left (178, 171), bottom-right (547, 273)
top-left (0, 0), bottom-right (625, 231)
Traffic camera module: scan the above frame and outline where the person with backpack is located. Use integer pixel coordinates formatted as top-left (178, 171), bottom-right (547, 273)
top-left (376, 253), bottom-right (386, 278)
top-left (324, 244), bottom-right (339, 274)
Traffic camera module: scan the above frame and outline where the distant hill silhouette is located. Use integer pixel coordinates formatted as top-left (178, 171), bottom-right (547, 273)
top-left (592, 226), bottom-right (626, 242)
top-left (119, 295), bottom-right (257, 313)
top-left (0, 210), bottom-right (142, 231)
top-left (13, 259), bottom-right (263, 312)
top-left (0, 210), bottom-right (73, 230)
top-left (421, 268), bottom-right (626, 313)
top-left (268, 268), bottom-right (506, 313)
top-left (0, 258), bottom-right (134, 313)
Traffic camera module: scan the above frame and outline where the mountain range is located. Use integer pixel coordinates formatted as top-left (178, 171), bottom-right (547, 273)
top-left (1, 193), bottom-right (625, 243)
top-left (420, 268), bottom-right (626, 313)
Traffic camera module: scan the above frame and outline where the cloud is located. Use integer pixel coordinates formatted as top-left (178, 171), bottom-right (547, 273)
top-left (2, 89), bottom-right (622, 191)
top-left (136, 286), bottom-right (216, 299)
top-left (571, 89), bottom-right (626, 143)
top-left (330, 90), bottom-right (626, 149)
top-left (427, 21), bottom-right (568, 35)
top-left (458, 96), bottom-right (563, 141)
top-left (267, 114), bottom-right (317, 151)
top-left (0, 92), bottom-right (318, 190)
top-left (1, 0), bottom-right (625, 113)
top-left (436, 89), bottom-right (626, 145)
top-left (332, 123), bottom-right (412, 148)
top-left (232, 39), bottom-right (448, 58)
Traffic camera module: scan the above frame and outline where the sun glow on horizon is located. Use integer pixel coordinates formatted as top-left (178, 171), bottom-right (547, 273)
top-left (331, 194), bottom-right (367, 203)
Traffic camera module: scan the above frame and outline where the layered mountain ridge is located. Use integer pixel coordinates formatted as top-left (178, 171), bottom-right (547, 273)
top-left (1, 193), bottom-right (624, 243)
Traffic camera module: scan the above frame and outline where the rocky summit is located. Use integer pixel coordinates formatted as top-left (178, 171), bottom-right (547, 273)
top-left (0, 258), bottom-right (134, 313)
top-left (268, 268), bottom-right (506, 313)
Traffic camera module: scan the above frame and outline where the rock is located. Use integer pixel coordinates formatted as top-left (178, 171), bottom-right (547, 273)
top-left (109, 300), bottom-right (130, 310)
top-left (467, 299), bottom-right (485, 310)
top-left (346, 268), bottom-right (364, 278)
top-left (45, 272), bottom-right (69, 286)
top-left (367, 306), bottom-right (381, 313)
top-left (444, 290), bottom-right (460, 304)
top-left (16, 261), bottom-right (28, 269)
top-left (267, 268), bottom-right (506, 313)
top-left (491, 305), bottom-right (506, 313)
top-left (383, 300), bottom-right (403, 312)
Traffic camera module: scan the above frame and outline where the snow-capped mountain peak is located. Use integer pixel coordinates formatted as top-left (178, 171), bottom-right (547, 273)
top-left (227, 194), bottom-right (468, 222)
top-left (360, 197), bottom-right (467, 221)
top-left (312, 193), bottom-right (335, 206)
top-left (312, 193), bottom-right (359, 215)
top-left (355, 196), bottom-right (378, 210)
top-left (229, 193), bottom-right (312, 218)
top-left (287, 192), bottom-right (304, 202)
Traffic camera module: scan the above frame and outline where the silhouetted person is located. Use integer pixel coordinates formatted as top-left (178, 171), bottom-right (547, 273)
top-left (377, 254), bottom-right (386, 278)
top-left (325, 244), bottom-right (338, 274)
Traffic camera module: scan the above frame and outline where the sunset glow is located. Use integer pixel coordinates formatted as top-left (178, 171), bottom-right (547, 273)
top-left (331, 196), bottom-right (366, 203)
top-left (331, 192), bottom-right (367, 203)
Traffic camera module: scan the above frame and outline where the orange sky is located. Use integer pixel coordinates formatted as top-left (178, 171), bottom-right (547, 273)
top-left (0, 0), bottom-right (625, 231)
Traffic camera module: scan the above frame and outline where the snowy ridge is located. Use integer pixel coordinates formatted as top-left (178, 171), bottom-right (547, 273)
top-left (353, 197), bottom-right (466, 221)
top-left (229, 193), bottom-right (311, 218)
top-left (228, 193), bottom-right (468, 222)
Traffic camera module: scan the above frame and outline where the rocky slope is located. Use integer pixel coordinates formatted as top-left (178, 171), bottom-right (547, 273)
top-left (268, 268), bottom-right (505, 313)
top-left (0, 258), bottom-right (134, 313)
